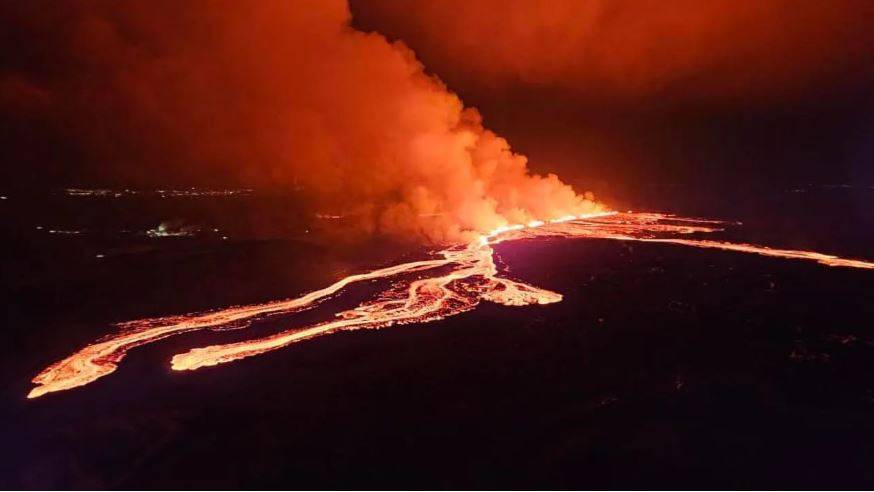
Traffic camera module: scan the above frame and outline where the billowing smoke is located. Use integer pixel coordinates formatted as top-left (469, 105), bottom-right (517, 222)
top-left (0, 0), bottom-right (601, 243)
top-left (354, 0), bottom-right (873, 105)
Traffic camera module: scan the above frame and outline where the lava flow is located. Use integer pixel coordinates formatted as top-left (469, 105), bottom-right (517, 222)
top-left (27, 212), bottom-right (874, 399)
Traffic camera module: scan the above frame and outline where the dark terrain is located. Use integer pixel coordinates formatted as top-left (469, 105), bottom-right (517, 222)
top-left (2, 185), bottom-right (874, 489)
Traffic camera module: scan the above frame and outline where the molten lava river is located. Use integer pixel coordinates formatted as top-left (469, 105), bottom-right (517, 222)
top-left (28, 212), bottom-right (874, 399)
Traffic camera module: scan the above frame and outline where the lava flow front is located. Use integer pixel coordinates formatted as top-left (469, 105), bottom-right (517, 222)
top-left (27, 212), bottom-right (874, 399)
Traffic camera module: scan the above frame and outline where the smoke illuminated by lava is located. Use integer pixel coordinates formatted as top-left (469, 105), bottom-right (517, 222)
top-left (0, 0), bottom-right (601, 243)
top-left (28, 212), bottom-right (874, 399)
top-left (355, 0), bottom-right (874, 104)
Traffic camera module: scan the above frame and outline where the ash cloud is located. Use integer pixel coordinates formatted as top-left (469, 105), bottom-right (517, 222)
top-left (0, 0), bottom-right (600, 243)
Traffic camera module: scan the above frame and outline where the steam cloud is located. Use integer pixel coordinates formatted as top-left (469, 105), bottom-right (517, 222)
top-left (355, 0), bottom-right (873, 104)
top-left (0, 0), bottom-right (601, 243)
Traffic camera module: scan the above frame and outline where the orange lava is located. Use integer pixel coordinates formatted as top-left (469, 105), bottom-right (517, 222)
top-left (27, 212), bottom-right (874, 399)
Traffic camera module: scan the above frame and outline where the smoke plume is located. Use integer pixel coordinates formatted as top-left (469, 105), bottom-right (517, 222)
top-left (0, 0), bottom-right (601, 243)
top-left (354, 0), bottom-right (874, 106)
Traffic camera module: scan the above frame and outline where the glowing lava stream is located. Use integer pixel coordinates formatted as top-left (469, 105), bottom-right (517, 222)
top-left (27, 212), bottom-right (874, 399)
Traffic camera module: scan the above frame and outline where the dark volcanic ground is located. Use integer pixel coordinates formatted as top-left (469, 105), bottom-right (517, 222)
top-left (2, 186), bottom-right (874, 489)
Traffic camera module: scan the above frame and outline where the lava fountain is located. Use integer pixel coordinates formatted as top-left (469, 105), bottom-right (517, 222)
top-left (28, 212), bottom-right (874, 399)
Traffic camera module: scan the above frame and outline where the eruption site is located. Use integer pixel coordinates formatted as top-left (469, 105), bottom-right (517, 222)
top-left (0, 0), bottom-right (601, 243)
top-left (9, 1), bottom-right (874, 400)
top-left (28, 212), bottom-right (874, 399)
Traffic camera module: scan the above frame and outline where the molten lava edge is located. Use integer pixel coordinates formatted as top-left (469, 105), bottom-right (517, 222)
top-left (27, 212), bottom-right (874, 399)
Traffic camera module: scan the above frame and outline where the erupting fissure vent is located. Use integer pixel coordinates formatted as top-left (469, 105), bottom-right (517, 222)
top-left (27, 212), bottom-right (874, 399)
